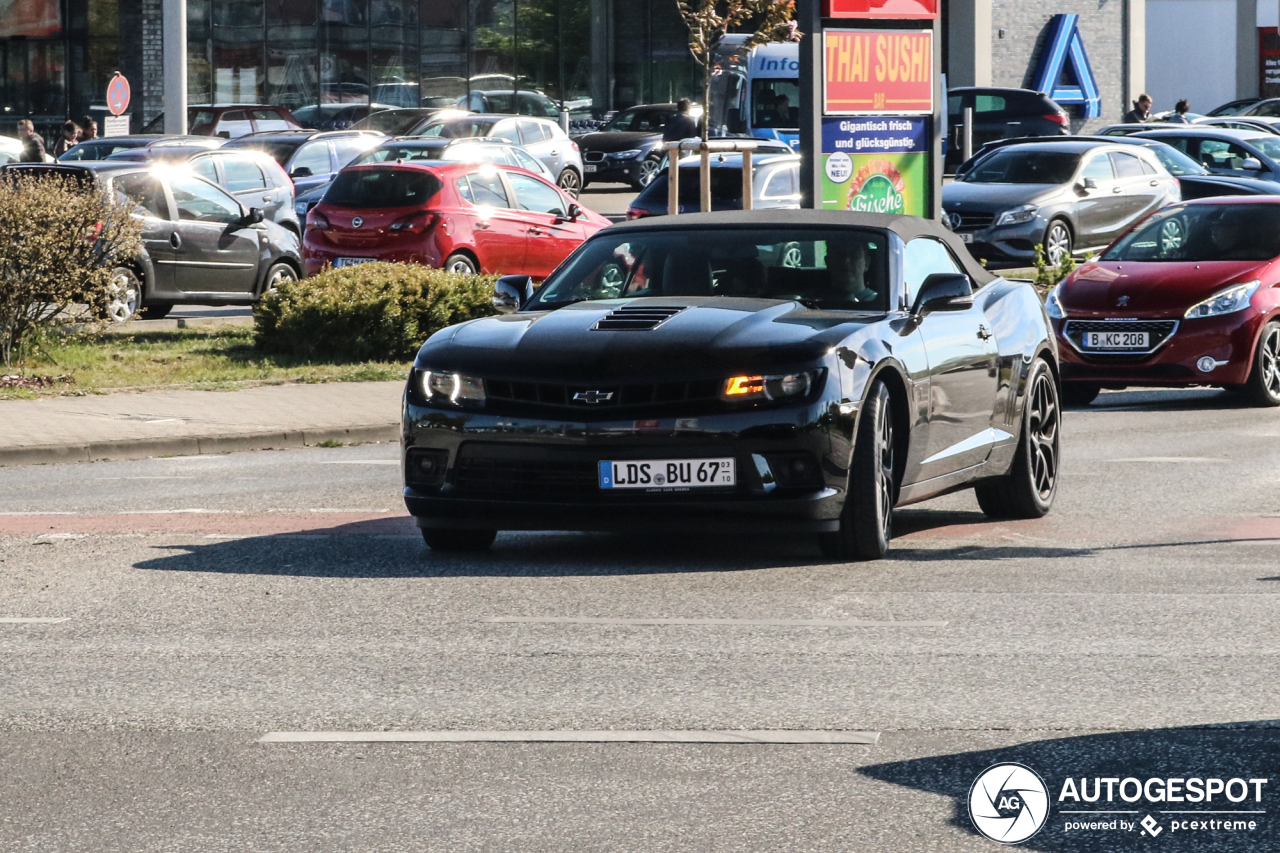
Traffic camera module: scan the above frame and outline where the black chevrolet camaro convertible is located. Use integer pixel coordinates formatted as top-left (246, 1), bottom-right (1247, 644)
top-left (401, 210), bottom-right (1061, 560)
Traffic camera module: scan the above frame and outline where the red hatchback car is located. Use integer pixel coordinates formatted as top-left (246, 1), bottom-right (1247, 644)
top-left (303, 161), bottom-right (610, 278)
top-left (1048, 197), bottom-right (1280, 406)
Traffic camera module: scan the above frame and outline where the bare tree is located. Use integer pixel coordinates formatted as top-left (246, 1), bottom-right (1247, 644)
top-left (677, 0), bottom-right (799, 140)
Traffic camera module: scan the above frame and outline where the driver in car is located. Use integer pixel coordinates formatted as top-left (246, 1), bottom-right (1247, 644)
top-left (825, 242), bottom-right (879, 305)
top-left (1207, 208), bottom-right (1260, 260)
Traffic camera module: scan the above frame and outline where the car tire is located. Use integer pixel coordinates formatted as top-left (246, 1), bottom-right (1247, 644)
top-left (1242, 321), bottom-right (1280, 407)
top-left (557, 168), bottom-right (582, 198)
top-left (819, 380), bottom-right (896, 562)
top-left (102, 267), bottom-right (142, 323)
top-left (262, 262), bottom-right (297, 294)
top-left (1061, 383), bottom-right (1100, 406)
top-left (443, 253), bottom-right (479, 275)
top-left (975, 358), bottom-right (1060, 519)
top-left (138, 303), bottom-right (173, 320)
top-left (1044, 219), bottom-right (1073, 266)
top-left (421, 528), bottom-right (497, 552)
top-left (634, 155), bottom-right (662, 189)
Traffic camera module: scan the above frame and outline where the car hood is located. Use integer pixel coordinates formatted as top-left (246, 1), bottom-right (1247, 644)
top-left (942, 181), bottom-right (1061, 211)
top-left (1060, 260), bottom-right (1275, 317)
top-left (577, 131), bottom-right (661, 152)
top-left (416, 297), bottom-right (882, 378)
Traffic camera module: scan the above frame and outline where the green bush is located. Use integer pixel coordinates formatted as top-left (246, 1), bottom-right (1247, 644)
top-left (254, 262), bottom-right (497, 362)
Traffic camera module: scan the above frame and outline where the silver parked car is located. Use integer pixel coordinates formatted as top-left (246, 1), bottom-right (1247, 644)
top-left (408, 113), bottom-right (584, 197)
top-left (185, 149), bottom-right (300, 235)
top-left (941, 140), bottom-right (1180, 266)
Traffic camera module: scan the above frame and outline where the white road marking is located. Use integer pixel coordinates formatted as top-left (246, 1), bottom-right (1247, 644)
top-left (0, 618), bottom-right (70, 624)
top-left (259, 730), bottom-right (881, 744)
top-left (1109, 457), bottom-right (1228, 463)
top-left (145, 418), bottom-right (179, 424)
top-left (485, 617), bottom-right (947, 627)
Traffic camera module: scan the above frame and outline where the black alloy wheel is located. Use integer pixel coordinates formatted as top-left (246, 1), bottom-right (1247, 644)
top-left (1044, 219), bottom-right (1073, 266)
top-left (1061, 383), bottom-right (1100, 406)
top-left (1242, 321), bottom-right (1280, 407)
top-left (819, 380), bottom-right (895, 561)
top-left (557, 168), bottom-right (582, 198)
top-left (421, 528), bottom-right (497, 552)
top-left (444, 253), bottom-right (479, 275)
top-left (976, 358), bottom-right (1060, 519)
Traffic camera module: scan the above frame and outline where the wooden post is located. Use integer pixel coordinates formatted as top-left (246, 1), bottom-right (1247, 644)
top-left (667, 144), bottom-right (680, 216)
top-left (741, 148), bottom-right (753, 210)
top-left (699, 140), bottom-right (711, 213)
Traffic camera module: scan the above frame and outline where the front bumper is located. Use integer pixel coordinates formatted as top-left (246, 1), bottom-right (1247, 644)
top-left (401, 396), bottom-right (855, 533)
top-left (582, 157), bottom-right (643, 184)
top-left (949, 215), bottom-right (1048, 265)
top-left (1052, 311), bottom-right (1264, 387)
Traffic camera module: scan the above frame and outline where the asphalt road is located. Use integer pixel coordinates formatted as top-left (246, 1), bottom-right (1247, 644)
top-left (2, 388), bottom-right (1279, 851)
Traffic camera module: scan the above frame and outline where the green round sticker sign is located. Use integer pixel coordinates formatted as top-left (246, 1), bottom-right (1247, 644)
top-left (848, 174), bottom-right (905, 215)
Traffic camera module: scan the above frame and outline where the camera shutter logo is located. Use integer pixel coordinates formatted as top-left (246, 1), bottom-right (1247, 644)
top-left (968, 763), bottom-right (1050, 844)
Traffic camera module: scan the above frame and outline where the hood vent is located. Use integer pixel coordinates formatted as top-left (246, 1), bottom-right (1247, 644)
top-left (593, 305), bottom-right (686, 331)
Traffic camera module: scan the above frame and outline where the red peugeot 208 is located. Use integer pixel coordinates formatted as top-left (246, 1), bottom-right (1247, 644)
top-left (303, 161), bottom-right (610, 278)
top-left (1048, 197), bottom-right (1280, 406)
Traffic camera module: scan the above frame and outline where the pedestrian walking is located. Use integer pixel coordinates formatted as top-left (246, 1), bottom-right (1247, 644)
top-left (663, 98), bottom-right (699, 142)
top-left (52, 121), bottom-right (81, 157)
top-left (1123, 94), bottom-right (1152, 124)
top-left (1167, 99), bottom-right (1192, 123)
top-left (81, 117), bottom-right (98, 141)
top-left (16, 119), bottom-right (46, 162)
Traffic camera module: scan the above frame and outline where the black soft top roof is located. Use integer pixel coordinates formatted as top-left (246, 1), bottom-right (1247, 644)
top-left (605, 209), bottom-right (996, 287)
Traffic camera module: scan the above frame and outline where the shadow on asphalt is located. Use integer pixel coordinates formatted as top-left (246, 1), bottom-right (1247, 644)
top-left (859, 721), bottom-right (1279, 851)
top-left (1074, 388), bottom-right (1252, 412)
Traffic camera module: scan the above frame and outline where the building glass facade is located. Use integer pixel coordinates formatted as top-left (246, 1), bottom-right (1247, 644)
top-left (0, 0), bottom-right (705, 138)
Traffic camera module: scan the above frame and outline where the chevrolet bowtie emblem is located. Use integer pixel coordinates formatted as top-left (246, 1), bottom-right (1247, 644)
top-left (573, 390), bottom-right (614, 404)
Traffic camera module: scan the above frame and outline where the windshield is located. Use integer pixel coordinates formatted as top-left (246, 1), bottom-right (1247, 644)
top-left (353, 144), bottom-right (444, 165)
top-left (417, 119), bottom-right (496, 139)
top-left (1104, 204), bottom-right (1280, 262)
top-left (751, 79), bottom-right (799, 130)
top-left (1140, 143), bottom-right (1207, 176)
top-left (324, 169), bottom-right (442, 208)
top-left (229, 139), bottom-right (303, 166)
top-left (639, 164), bottom-right (756, 205)
top-left (356, 111), bottom-right (430, 135)
top-left (530, 228), bottom-right (889, 311)
top-left (964, 150), bottom-right (1081, 184)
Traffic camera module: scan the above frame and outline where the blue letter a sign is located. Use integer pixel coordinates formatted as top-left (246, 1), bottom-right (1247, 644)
top-left (1032, 14), bottom-right (1101, 118)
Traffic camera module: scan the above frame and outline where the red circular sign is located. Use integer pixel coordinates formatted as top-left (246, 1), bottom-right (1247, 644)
top-left (107, 74), bottom-right (131, 117)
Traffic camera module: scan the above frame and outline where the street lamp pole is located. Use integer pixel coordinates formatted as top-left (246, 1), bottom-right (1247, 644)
top-left (163, 0), bottom-right (188, 135)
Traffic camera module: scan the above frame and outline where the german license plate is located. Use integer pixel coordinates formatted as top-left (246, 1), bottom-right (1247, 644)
top-left (584, 164), bottom-right (598, 173)
top-left (599, 458), bottom-right (735, 490)
top-left (1084, 331), bottom-right (1149, 349)
top-left (335, 257), bottom-right (375, 268)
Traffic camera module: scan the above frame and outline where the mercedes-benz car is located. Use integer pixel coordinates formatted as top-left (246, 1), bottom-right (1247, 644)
top-left (400, 210), bottom-right (1062, 560)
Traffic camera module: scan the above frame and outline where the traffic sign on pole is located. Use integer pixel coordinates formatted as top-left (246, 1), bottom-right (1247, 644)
top-left (107, 72), bottom-right (131, 117)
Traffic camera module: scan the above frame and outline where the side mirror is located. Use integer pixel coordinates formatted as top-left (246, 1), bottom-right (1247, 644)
top-left (1081, 177), bottom-right (1098, 190)
top-left (1242, 157), bottom-right (1264, 171)
top-left (242, 207), bottom-right (265, 225)
top-left (565, 203), bottom-right (582, 222)
top-left (912, 273), bottom-right (974, 317)
top-left (216, 131), bottom-right (231, 139)
top-left (493, 274), bottom-right (532, 313)
top-left (290, 166), bottom-right (313, 179)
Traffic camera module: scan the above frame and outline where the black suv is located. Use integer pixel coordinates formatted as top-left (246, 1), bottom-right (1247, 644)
top-left (946, 87), bottom-right (1069, 170)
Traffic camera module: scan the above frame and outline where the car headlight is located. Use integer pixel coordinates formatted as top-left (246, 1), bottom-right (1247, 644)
top-left (995, 204), bottom-right (1038, 227)
top-left (1044, 284), bottom-right (1065, 319)
top-left (721, 369), bottom-right (822, 403)
top-left (1184, 280), bottom-right (1260, 319)
top-left (611, 149), bottom-right (642, 160)
top-left (420, 369), bottom-right (486, 407)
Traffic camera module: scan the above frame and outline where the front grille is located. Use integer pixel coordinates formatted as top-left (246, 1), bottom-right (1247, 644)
top-left (454, 444), bottom-right (598, 498)
top-left (951, 212), bottom-right (995, 232)
top-left (583, 151), bottom-right (607, 163)
top-left (594, 304), bottom-right (686, 331)
top-left (484, 378), bottom-right (721, 410)
top-left (1063, 319), bottom-right (1178, 356)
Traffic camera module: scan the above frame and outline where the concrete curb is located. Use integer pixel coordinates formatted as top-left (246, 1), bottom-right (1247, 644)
top-left (0, 423), bottom-right (400, 467)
